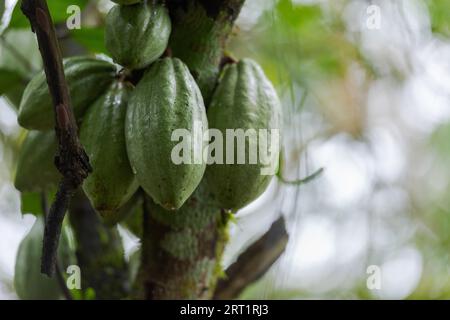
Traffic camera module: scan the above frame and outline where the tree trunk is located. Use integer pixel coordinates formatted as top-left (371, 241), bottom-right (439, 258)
top-left (135, 183), bottom-right (228, 299)
top-left (133, 1), bottom-right (246, 299)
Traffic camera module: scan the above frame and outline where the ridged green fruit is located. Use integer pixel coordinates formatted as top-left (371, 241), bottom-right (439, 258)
top-left (126, 58), bottom-right (208, 210)
top-left (105, 2), bottom-right (171, 70)
top-left (80, 82), bottom-right (139, 220)
top-left (14, 131), bottom-right (61, 192)
top-left (18, 56), bottom-right (116, 130)
top-left (205, 59), bottom-right (282, 211)
top-left (14, 217), bottom-right (74, 300)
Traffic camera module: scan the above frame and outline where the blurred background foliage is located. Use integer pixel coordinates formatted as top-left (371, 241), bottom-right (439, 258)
top-left (0, 0), bottom-right (449, 299)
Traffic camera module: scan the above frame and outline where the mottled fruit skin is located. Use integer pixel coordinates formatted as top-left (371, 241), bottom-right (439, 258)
top-left (80, 81), bottom-right (139, 220)
top-left (14, 130), bottom-right (61, 192)
top-left (18, 56), bottom-right (116, 130)
top-left (14, 217), bottom-right (74, 300)
top-left (126, 58), bottom-right (208, 210)
top-left (105, 2), bottom-right (171, 70)
top-left (205, 59), bottom-right (282, 211)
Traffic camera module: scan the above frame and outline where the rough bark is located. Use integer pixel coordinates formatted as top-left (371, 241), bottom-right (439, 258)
top-left (168, 0), bottom-right (246, 102)
top-left (136, 182), bottom-right (229, 299)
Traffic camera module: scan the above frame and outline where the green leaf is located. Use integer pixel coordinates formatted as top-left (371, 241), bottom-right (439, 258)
top-left (70, 287), bottom-right (96, 300)
top-left (0, 29), bottom-right (42, 77)
top-left (70, 27), bottom-right (106, 54)
top-left (431, 121), bottom-right (450, 160)
top-left (3, 81), bottom-right (26, 109)
top-left (8, 0), bottom-right (89, 29)
top-left (0, 1), bottom-right (5, 23)
top-left (0, 68), bottom-right (22, 95)
top-left (243, 0), bottom-right (358, 85)
top-left (84, 287), bottom-right (96, 300)
top-left (20, 192), bottom-right (54, 216)
top-left (428, 0), bottom-right (450, 37)
top-left (6, 5), bottom-right (28, 29)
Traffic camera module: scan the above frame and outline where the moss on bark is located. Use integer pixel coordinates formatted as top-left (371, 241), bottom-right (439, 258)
top-left (135, 182), bottom-right (230, 299)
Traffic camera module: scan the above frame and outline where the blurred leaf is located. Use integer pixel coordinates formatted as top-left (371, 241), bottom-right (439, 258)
top-left (14, 216), bottom-right (75, 300)
top-left (3, 81), bottom-right (26, 109)
top-left (0, 29), bottom-right (41, 77)
top-left (0, 68), bottom-right (22, 94)
top-left (428, 0), bottom-right (450, 37)
top-left (20, 192), bottom-right (54, 216)
top-left (0, 30), bottom-right (32, 107)
top-left (14, 216), bottom-right (61, 299)
top-left (84, 287), bottom-right (96, 300)
top-left (277, 0), bottom-right (323, 29)
top-left (232, 0), bottom-right (359, 87)
top-left (70, 289), bottom-right (83, 300)
top-left (8, 0), bottom-right (89, 29)
top-left (0, 1), bottom-right (5, 22)
top-left (70, 287), bottom-right (96, 300)
top-left (7, 5), bottom-right (28, 29)
top-left (70, 27), bottom-right (106, 54)
top-left (430, 121), bottom-right (450, 160)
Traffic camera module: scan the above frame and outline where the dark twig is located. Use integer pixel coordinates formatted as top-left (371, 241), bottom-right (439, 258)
top-left (21, 0), bottom-right (91, 277)
top-left (55, 263), bottom-right (73, 300)
top-left (214, 216), bottom-right (289, 300)
top-left (40, 192), bottom-right (73, 300)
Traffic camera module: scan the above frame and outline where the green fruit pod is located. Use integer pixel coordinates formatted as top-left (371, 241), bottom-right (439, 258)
top-left (14, 130), bottom-right (61, 193)
top-left (126, 58), bottom-right (208, 210)
top-left (14, 217), bottom-right (74, 300)
top-left (18, 56), bottom-right (116, 130)
top-left (105, 2), bottom-right (171, 70)
top-left (80, 81), bottom-right (139, 220)
top-left (205, 59), bottom-right (282, 211)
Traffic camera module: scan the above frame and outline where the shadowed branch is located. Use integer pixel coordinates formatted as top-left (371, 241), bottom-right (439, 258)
top-left (21, 0), bottom-right (91, 277)
top-left (214, 216), bottom-right (289, 300)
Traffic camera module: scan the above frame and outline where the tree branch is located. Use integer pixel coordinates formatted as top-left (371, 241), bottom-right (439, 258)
top-left (40, 192), bottom-right (73, 300)
top-left (213, 216), bottom-right (289, 300)
top-left (21, 0), bottom-right (91, 277)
